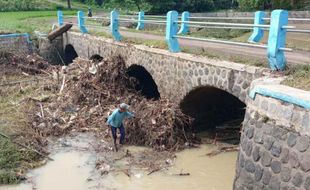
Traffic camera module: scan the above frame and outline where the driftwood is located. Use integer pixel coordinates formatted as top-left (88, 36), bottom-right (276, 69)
top-left (48, 23), bottom-right (73, 41)
top-left (172, 172), bottom-right (190, 176)
top-left (147, 167), bottom-right (162, 175)
top-left (206, 146), bottom-right (239, 157)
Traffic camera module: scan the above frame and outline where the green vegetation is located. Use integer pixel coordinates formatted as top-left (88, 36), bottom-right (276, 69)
top-left (0, 66), bottom-right (53, 184)
top-left (182, 47), bottom-right (267, 67)
top-left (238, 0), bottom-right (310, 11)
top-left (0, 0), bottom-right (58, 11)
top-left (283, 64), bottom-right (310, 91)
top-left (0, 11), bottom-right (75, 34)
top-left (0, 0), bottom-right (102, 11)
top-left (0, 139), bottom-right (29, 184)
top-left (190, 28), bottom-right (251, 40)
top-left (1, 0), bottom-right (308, 14)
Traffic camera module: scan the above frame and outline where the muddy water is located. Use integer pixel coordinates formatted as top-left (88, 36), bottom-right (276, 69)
top-left (1, 134), bottom-right (237, 190)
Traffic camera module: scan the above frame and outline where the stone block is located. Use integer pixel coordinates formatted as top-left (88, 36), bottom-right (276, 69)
top-left (271, 126), bottom-right (288, 141)
top-left (245, 141), bottom-right (253, 157)
top-left (268, 176), bottom-right (281, 190)
top-left (254, 164), bottom-right (263, 182)
top-left (292, 111), bottom-right (302, 128)
top-left (292, 172), bottom-right (303, 187)
top-left (245, 160), bottom-right (255, 173)
top-left (263, 136), bottom-right (275, 150)
top-left (242, 81), bottom-right (249, 90)
top-left (261, 151), bottom-right (272, 167)
top-left (287, 133), bottom-right (297, 147)
top-left (221, 70), bottom-right (227, 78)
top-left (281, 185), bottom-right (297, 190)
top-left (241, 137), bottom-right (247, 152)
top-left (300, 152), bottom-right (310, 172)
top-left (295, 136), bottom-right (310, 152)
top-left (268, 103), bottom-right (277, 115)
top-left (262, 169), bottom-right (272, 185)
top-left (270, 160), bottom-right (281, 174)
top-left (232, 85), bottom-right (241, 97)
top-left (289, 151), bottom-right (300, 168)
top-left (246, 126), bottom-right (255, 139)
top-left (261, 100), bottom-right (269, 111)
top-left (256, 120), bottom-right (263, 129)
top-left (271, 142), bottom-right (282, 157)
top-left (240, 152), bottom-right (245, 168)
top-left (280, 166), bottom-right (292, 182)
top-left (236, 169), bottom-right (254, 190)
top-left (216, 68), bottom-right (220, 75)
top-left (305, 176), bottom-right (310, 190)
top-left (253, 146), bottom-right (261, 162)
top-left (280, 147), bottom-right (289, 164)
top-left (204, 68), bottom-right (209, 75)
top-left (302, 113), bottom-right (309, 129)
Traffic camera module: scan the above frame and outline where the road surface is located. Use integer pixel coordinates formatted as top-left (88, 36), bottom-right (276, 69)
top-left (119, 30), bottom-right (310, 65)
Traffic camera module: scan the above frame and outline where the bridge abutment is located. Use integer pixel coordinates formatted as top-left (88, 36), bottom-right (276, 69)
top-left (234, 91), bottom-right (310, 190)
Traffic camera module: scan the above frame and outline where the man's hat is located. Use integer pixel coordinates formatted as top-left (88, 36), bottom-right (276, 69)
top-left (119, 103), bottom-right (129, 110)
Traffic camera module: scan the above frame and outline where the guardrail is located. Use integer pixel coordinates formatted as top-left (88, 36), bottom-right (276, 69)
top-left (57, 9), bottom-right (310, 71)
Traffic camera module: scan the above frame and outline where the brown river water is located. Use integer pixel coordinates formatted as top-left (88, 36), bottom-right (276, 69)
top-left (1, 134), bottom-right (237, 190)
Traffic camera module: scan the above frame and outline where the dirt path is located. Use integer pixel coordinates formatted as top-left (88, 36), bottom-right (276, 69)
top-left (120, 30), bottom-right (310, 65)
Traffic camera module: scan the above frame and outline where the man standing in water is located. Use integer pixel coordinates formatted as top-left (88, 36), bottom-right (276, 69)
top-left (107, 103), bottom-right (134, 151)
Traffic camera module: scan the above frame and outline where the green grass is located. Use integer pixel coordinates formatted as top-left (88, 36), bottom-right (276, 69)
top-left (182, 46), bottom-right (268, 67)
top-left (233, 24), bottom-right (310, 52)
top-left (0, 71), bottom-right (53, 184)
top-left (0, 138), bottom-right (27, 184)
top-left (283, 64), bottom-right (310, 91)
top-left (189, 28), bottom-right (252, 40)
top-left (0, 11), bottom-right (76, 34)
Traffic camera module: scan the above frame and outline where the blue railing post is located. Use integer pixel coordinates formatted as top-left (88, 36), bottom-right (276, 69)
top-left (136, 11), bottom-right (145, 30)
top-left (110, 10), bottom-right (122, 41)
top-left (57, 10), bottom-right (63, 26)
top-left (267, 10), bottom-right (289, 71)
top-left (248, 11), bottom-right (265, 42)
top-left (166, 10), bottom-right (180, 52)
top-left (78, 11), bottom-right (88, 33)
top-left (178, 11), bottom-right (190, 35)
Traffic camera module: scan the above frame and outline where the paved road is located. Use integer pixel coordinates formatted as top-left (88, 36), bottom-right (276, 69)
top-left (120, 30), bottom-right (310, 65)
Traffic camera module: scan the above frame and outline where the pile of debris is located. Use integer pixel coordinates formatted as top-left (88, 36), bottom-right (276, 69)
top-left (33, 55), bottom-right (195, 151)
top-left (0, 51), bottom-right (55, 76)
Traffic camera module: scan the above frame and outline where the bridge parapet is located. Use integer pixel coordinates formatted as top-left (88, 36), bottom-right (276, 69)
top-left (57, 9), bottom-right (310, 71)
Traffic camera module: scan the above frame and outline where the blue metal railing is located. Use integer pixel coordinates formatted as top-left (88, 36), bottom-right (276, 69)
top-left (57, 9), bottom-right (310, 71)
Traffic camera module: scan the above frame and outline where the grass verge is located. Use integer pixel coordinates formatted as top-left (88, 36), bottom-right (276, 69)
top-left (283, 64), bottom-right (310, 91)
top-left (0, 11), bottom-right (76, 34)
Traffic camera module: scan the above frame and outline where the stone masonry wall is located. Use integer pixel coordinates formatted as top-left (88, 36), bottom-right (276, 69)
top-left (62, 32), bottom-right (267, 104)
top-left (234, 94), bottom-right (310, 190)
top-left (38, 37), bottom-right (64, 64)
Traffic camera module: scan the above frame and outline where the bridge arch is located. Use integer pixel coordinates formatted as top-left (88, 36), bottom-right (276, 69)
top-left (64, 44), bottom-right (78, 65)
top-left (180, 85), bottom-right (246, 141)
top-left (126, 64), bottom-right (160, 100)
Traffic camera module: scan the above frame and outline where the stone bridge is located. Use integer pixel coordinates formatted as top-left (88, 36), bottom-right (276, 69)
top-left (60, 32), bottom-right (266, 104)
top-left (37, 31), bottom-right (310, 190)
